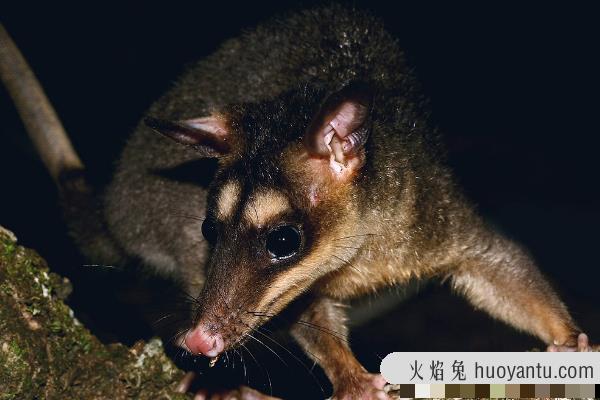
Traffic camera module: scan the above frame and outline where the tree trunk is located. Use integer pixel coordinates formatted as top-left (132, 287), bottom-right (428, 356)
top-left (0, 226), bottom-right (188, 399)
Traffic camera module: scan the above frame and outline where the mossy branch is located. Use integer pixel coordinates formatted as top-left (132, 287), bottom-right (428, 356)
top-left (0, 226), bottom-right (188, 400)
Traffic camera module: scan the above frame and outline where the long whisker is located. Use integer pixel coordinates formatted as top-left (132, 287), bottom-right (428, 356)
top-left (166, 327), bottom-right (193, 364)
top-left (293, 320), bottom-right (348, 344)
top-left (245, 312), bottom-right (329, 363)
top-left (260, 324), bottom-right (322, 364)
top-left (248, 310), bottom-right (388, 367)
top-left (168, 327), bottom-right (190, 346)
top-left (332, 233), bottom-right (379, 241)
top-left (224, 349), bottom-right (230, 368)
top-left (247, 311), bottom-right (348, 343)
top-left (219, 298), bottom-right (280, 393)
top-left (243, 331), bottom-right (287, 367)
top-left (234, 348), bottom-right (246, 383)
top-left (334, 245), bottom-right (362, 252)
top-left (331, 254), bottom-right (364, 276)
top-left (178, 290), bottom-right (202, 306)
top-left (256, 324), bottom-right (323, 364)
top-left (333, 244), bottom-right (361, 251)
top-left (151, 312), bottom-right (178, 327)
top-left (254, 326), bottom-right (325, 396)
top-left (82, 264), bottom-right (118, 269)
top-left (170, 209), bottom-right (205, 221)
top-left (241, 342), bottom-right (272, 395)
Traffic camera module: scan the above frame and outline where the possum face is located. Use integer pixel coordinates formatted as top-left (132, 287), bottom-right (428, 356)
top-left (146, 84), bottom-right (372, 357)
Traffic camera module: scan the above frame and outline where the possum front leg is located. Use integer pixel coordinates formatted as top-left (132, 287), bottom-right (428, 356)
top-left (290, 297), bottom-right (389, 400)
top-left (450, 237), bottom-right (592, 350)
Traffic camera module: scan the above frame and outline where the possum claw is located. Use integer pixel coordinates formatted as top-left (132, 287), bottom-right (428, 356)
top-left (332, 373), bottom-right (390, 400)
top-left (207, 386), bottom-right (281, 400)
top-left (176, 374), bottom-right (280, 400)
top-left (176, 371), bottom-right (196, 393)
top-left (547, 333), bottom-right (598, 352)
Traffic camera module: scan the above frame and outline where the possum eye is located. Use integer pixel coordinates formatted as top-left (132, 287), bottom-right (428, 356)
top-left (266, 225), bottom-right (302, 261)
top-left (201, 218), bottom-right (218, 244)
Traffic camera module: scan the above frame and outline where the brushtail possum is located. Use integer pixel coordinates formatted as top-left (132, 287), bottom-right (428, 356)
top-left (1, 5), bottom-right (595, 400)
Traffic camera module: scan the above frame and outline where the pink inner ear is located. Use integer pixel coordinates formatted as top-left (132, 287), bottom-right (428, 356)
top-left (309, 97), bottom-right (369, 163)
top-left (145, 112), bottom-right (231, 154)
top-left (327, 100), bottom-right (368, 139)
top-left (178, 114), bottom-right (230, 154)
top-left (183, 115), bottom-right (229, 138)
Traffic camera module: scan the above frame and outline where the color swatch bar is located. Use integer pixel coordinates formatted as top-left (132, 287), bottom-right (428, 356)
top-left (386, 383), bottom-right (600, 398)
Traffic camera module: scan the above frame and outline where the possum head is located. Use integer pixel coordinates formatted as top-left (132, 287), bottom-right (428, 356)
top-left (146, 83), bottom-right (373, 357)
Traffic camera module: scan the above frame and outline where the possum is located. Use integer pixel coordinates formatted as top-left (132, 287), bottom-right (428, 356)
top-left (0, 6), bottom-right (595, 400)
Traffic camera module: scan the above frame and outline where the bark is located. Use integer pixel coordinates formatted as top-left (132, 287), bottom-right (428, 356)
top-left (0, 226), bottom-right (188, 400)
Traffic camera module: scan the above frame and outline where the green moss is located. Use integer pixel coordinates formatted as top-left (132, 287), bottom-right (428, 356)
top-left (8, 340), bottom-right (23, 358)
top-left (3, 241), bottom-right (15, 257)
top-left (49, 320), bottom-right (63, 334)
top-left (0, 226), bottom-right (189, 399)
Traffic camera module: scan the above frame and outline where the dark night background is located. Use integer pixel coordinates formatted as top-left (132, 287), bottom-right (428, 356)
top-left (1, 2), bottom-right (598, 398)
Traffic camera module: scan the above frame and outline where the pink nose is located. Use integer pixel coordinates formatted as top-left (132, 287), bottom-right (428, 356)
top-left (184, 326), bottom-right (224, 357)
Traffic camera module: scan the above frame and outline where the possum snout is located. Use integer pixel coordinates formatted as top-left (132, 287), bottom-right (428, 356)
top-left (184, 325), bottom-right (225, 357)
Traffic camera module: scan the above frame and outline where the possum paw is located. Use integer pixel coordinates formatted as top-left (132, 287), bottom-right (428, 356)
top-left (176, 371), bottom-right (197, 393)
top-left (192, 386), bottom-right (281, 400)
top-left (176, 372), bottom-right (281, 400)
top-left (332, 373), bottom-right (390, 400)
top-left (547, 333), bottom-right (598, 352)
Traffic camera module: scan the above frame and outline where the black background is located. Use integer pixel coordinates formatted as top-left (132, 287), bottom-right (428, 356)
top-left (1, 2), bottom-right (598, 398)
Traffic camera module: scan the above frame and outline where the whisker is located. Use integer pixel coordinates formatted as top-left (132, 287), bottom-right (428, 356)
top-left (333, 244), bottom-right (361, 251)
top-left (293, 320), bottom-right (348, 344)
top-left (82, 264), bottom-right (118, 269)
top-left (331, 254), bottom-right (363, 276)
top-left (247, 311), bottom-right (348, 343)
top-left (170, 209), bottom-right (205, 221)
top-left (234, 348), bottom-right (246, 384)
top-left (178, 291), bottom-right (201, 306)
top-left (224, 349), bottom-right (230, 368)
top-left (260, 327), bottom-right (321, 366)
top-left (167, 327), bottom-right (190, 347)
top-left (254, 326), bottom-right (325, 396)
top-left (151, 312), bottom-right (178, 327)
top-left (243, 331), bottom-right (287, 367)
top-left (138, 301), bottom-right (192, 322)
top-left (332, 233), bottom-right (379, 241)
top-left (241, 342), bottom-right (272, 395)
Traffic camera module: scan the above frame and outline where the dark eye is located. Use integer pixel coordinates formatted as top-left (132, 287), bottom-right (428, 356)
top-left (201, 218), bottom-right (217, 244)
top-left (266, 225), bottom-right (302, 261)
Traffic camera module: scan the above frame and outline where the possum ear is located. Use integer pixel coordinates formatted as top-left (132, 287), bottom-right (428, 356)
top-left (144, 115), bottom-right (230, 156)
top-left (304, 86), bottom-right (372, 175)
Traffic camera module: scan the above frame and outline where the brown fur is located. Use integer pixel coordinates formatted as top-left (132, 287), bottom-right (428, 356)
top-left (7, 6), bottom-right (583, 399)
top-left (104, 7), bottom-right (581, 397)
